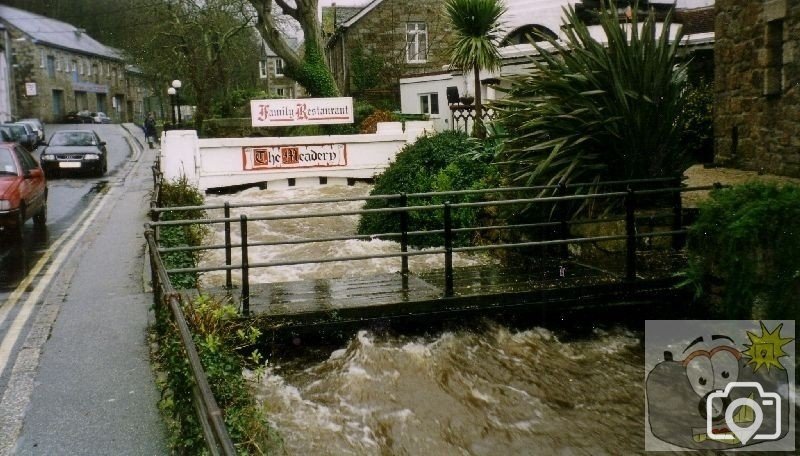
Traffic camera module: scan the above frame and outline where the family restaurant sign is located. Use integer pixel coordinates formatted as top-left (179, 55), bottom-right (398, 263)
top-left (242, 144), bottom-right (347, 170)
top-left (250, 97), bottom-right (354, 126)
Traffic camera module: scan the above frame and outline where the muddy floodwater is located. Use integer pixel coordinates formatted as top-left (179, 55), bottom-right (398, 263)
top-left (202, 185), bottom-right (646, 455)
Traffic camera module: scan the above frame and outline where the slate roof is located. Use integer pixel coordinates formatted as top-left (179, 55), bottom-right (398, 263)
top-left (0, 4), bottom-right (122, 60)
top-left (322, 5), bottom-right (364, 35)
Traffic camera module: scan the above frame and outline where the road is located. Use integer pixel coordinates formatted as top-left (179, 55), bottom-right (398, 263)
top-left (0, 124), bottom-right (134, 384)
top-left (0, 123), bottom-right (166, 454)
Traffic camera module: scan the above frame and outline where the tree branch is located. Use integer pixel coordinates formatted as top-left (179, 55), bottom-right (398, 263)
top-left (274, 0), bottom-right (299, 21)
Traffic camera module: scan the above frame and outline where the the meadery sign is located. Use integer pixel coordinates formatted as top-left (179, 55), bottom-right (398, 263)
top-left (250, 97), bottom-right (354, 126)
top-left (242, 144), bottom-right (347, 170)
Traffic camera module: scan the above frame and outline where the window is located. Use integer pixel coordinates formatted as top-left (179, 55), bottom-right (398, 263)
top-left (276, 88), bottom-right (285, 97)
top-left (259, 60), bottom-right (268, 79)
top-left (420, 93), bottom-right (439, 115)
top-left (275, 58), bottom-right (284, 76)
top-left (764, 19), bottom-right (784, 95)
top-left (40, 49), bottom-right (45, 68)
top-left (406, 22), bottom-right (428, 63)
top-left (46, 56), bottom-right (56, 78)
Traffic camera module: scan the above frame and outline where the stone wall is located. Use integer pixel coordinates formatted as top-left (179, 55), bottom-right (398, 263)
top-left (327, 0), bottom-right (456, 99)
top-left (714, 0), bottom-right (800, 177)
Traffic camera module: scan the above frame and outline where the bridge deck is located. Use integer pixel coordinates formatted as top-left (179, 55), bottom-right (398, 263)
top-left (186, 253), bottom-right (687, 338)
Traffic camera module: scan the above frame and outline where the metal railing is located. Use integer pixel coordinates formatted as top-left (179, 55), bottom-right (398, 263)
top-left (147, 163), bottom-right (236, 456)
top-left (148, 176), bottom-right (721, 316)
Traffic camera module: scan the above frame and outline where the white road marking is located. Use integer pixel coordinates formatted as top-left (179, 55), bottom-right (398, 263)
top-left (0, 186), bottom-right (115, 375)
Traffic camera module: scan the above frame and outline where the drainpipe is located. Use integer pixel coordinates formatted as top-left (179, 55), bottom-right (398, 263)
top-left (1, 25), bottom-right (14, 121)
top-left (341, 30), bottom-right (347, 94)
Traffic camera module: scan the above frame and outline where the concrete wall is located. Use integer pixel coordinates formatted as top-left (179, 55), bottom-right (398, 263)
top-left (160, 121), bottom-right (435, 191)
top-left (714, 0), bottom-right (800, 177)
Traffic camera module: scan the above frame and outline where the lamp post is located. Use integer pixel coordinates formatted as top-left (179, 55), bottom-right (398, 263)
top-left (167, 87), bottom-right (176, 126)
top-left (171, 79), bottom-right (182, 127)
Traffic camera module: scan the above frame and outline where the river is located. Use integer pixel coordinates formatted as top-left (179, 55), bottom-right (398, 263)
top-left (202, 184), bottom-right (646, 455)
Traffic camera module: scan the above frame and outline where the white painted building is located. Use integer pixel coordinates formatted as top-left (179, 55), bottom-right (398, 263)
top-left (399, 0), bottom-right (715, 130)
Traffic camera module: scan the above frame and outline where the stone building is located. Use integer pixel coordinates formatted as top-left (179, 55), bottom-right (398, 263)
top-left (325, 0), bottom-right (458, 103)
top-left (714, 0), bottom-right (800, 176)
top-left (0, 5), bottom-right (150, 124)
top-left (259, 39), bottom-right (304, 99)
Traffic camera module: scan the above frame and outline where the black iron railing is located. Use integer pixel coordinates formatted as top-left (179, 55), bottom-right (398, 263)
top-left (147, 164), bottom-right (236, 456)
top-left (147, 176), bottom-right (721, 317)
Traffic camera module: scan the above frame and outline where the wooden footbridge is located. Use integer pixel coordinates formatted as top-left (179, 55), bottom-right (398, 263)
top-left (146, 177), bottom-right (714, 340)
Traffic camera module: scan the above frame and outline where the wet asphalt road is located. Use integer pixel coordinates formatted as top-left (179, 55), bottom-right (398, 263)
top-left (0, 124), bottom-right (133, 294)
top-left (0, 123), bottom-right (167, 454)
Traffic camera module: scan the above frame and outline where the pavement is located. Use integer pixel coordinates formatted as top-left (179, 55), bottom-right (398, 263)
top-left (1, 124), bottom-right (167, 455)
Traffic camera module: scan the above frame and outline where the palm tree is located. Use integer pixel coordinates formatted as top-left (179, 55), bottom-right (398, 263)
top-left (445, 0), bottom-right (506, 139)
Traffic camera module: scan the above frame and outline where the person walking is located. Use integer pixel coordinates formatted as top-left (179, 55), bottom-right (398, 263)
top-left (144, 112), bottom-right (157, 149)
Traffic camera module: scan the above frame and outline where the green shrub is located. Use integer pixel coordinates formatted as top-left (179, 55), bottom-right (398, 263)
top-left (679, 80), bottom-right (714, 164)
top-left (159, 177), bottom-right (207, 289)
top-left (684, 182), bottom-right (800, 319)
top-left (357, 131), bottom-right (499, 247)
top-left (495, 0), bottom-right (689, 191)
top-left (156, 294), bottom-right (281, 454)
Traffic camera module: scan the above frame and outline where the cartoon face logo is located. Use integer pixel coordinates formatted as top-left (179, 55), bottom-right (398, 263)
top-left (645, 322), bottom-right (793, 450)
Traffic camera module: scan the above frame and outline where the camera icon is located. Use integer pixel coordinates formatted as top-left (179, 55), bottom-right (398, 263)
top-left (706, 381), bottom-right (782, 445)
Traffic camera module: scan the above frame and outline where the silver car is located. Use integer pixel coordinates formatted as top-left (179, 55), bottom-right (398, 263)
top-left (18, 118), bottom-right (45, 143)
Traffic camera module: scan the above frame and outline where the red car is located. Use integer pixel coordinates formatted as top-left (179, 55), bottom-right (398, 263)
top-left (0, 142), bottom-right (47, 238)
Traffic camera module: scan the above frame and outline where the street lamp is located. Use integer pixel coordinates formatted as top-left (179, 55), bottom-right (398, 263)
top-left (167, 87), bottom-right (176, 126)
top-left (171, 79), bottom-right (182, 126)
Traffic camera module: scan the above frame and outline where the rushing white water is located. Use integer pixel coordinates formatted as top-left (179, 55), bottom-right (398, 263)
top-left (250, 326), bottom-right (644, 455)
top-left (200, 183), bottom-right (493, 287)
top-left (202, 184), bottom-right (645, 454)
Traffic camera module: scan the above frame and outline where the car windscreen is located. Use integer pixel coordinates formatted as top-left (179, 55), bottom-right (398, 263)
top-left (50, 132), bottom-right (97, 146)
top-left (0, 148), bottom-right (18, 175)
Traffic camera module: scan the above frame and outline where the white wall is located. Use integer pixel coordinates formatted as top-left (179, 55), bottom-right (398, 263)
top-left (160, 121), bottom-right (434, 191)
top-left (399, 72), bottom-right (466, 132)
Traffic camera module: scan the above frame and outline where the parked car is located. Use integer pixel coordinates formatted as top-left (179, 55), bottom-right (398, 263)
top-left (0, 125), bottom-right (17, 143)
top-left (18, 118), bottom-right (45, 143)
top-left (0, 142), bottom-right (47, 238)
top-left (63, 110), bottom-right (94, 124)
top-left (91, 112), bottom-right (112, 124)
top-left (2, 123), bottom-right (37, 151)
top-left (40, 129), bottom-right (108, 178)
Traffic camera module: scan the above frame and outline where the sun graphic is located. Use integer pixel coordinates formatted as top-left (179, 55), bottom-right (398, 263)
top-left (741, 321), bottom-right (794, 372)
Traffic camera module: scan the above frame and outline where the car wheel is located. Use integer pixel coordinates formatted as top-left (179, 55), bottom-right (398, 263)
top-left (33, 199), bottom-right (47, 227)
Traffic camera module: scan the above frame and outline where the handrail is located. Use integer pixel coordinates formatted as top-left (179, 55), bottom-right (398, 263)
top-left (151, 176), bottom-right (679, 213)
top-left (153, 181), bottom-right (721, 293)
top-left (148, 185), bottom-right (717, 228)
top-left (145, 229), bottom-right (236, 455)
